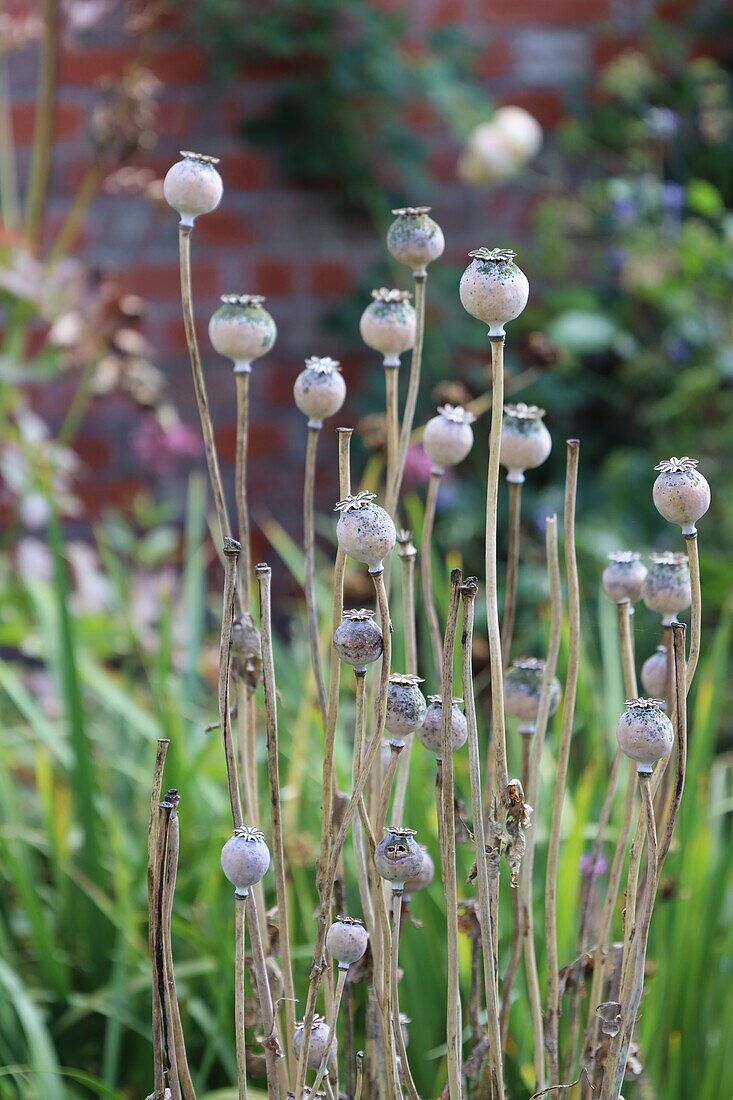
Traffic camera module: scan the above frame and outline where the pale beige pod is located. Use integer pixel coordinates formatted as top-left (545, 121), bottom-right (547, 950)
top-left (503, 657), bottom-right (561, 733)
top-left (333, 609), bottom-right (383, 669)
top-left (602, 551), bottom-right (648, 604)
top-left (616, 697), bottom-right (674, 774)
top-left (499, 403), bottom-right (551, 483)
top-left (423, 404), bottom-right (475, 473)
top-left (220, 827), bottom-right (270, 897)
top-left (293, 1015), bottom-right (332, 1070)
top-left (386, 206), bottom-right (445, 276)
top-left (293, 356), bottom-right (346, 428)
top-left (359, 287), bottom-right (416, 366)
top-left (374, 826), bottom-right (424, 888)
top-left (335, 491), bottom-right (396, 573)
top-left (641, 645), bottom-right (669, 700)
top-left (385, 673), bottom-right (427, 744)
top-left (326, 915), bottom-right (369, 969)
top-left (417, 696), bottom-right (468, 756)
top-left (642, 551), bottom-right (691, 625)
top-left (459, 246), bottom-right (529, 337)
top-left (164, 151), bottom-right (223, 226)
top-left (208, 294), bottom-right (276, 372)
top-left (653, 456), bottom-right (711, 535)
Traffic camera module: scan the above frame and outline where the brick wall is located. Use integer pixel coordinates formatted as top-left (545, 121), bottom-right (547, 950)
top-left (5, 1), bottom-right (653, 546)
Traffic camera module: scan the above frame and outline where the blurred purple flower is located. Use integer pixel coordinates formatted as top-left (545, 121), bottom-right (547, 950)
top-left (131, 416), bottom-right (202, 474)
top-left (579, 852), bottom-right (608, 878)
top-left (661, 182), bottom-right (684, 212)
top-left (606, 246), bottom-right (626, 275)
top-left (644, 107), bottom-right (680, 141)
top-left (665, 337), bottom-right (691, 364)
top-left (610, 194), bottom-right (637, 224)
top-left (402, 445), bottom-right (432, 490)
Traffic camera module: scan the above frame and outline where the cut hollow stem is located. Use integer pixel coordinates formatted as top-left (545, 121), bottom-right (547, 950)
top-left (303, 424), bottom-right (329, 724)
top-left (421, 469), bottom-right (443, 682)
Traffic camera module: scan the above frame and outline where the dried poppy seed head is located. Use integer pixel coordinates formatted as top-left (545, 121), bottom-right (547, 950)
top-left (335, 492), bottom-right (396, 573)
top-left (460, 247), bottom-right (529, 336)
top-left (396, 528), bottom-right (416, 559)
top-left (616, 698), bottom-right (674, 774)
top-left (292, 1015), bottom-right (331, 1070)
top-left (417, 696), bottom-right (468, 757)
top-left (374, 827), bottom-right (424, 889)
top-left (403, 845), bottom-right (435, 893)
top-left (385, 675), bottom-right (427, 741)
top-left (423, 404), bottom-right (476, 472)
top-left (220, 827), bottom-right (270, 896)
top-left (333, 611), bottom-right (383, 670)
top-left (641, 645), bottom-right (669, 700)
top-left (326, 916), bottom-right (369, 969)
top-left (499, 403), bottom-right (551, 482)
top-left (164, 150), bottom-right (223, 226)
top-left (208, 293), bottom-right (276, 371)
top-left (652, 456), bottom-right (710, 535)
top-left (359, 288), bottom-right (416, 366)
top-left (387, 207), bottom-right (445, 276)
top-left (642, 552), bottom-right (691, 624)
top-left (504, 657), bottom-right (561, 728)
top-left (602, 550), bottom-right (648, 604)
top-left (293, 356), bottom-right (346, 428)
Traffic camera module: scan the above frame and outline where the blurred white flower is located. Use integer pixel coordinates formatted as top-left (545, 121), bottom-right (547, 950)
top-left (458, 106), bottom-right (543, 187)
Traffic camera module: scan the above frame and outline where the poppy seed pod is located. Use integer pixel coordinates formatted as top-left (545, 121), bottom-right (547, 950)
top-left (602, 551), bottom-right (648, 604)
top-left (208, 294), bottom-right (276, 372)
top-left (504, 657), bottom-right (561, 731)
top-left (642, 552), bottom-right (691, 625)
top-left (220, 827), bottom-right (270, 896)
top-left (386, 207), bottom-right (445, 276)
top-left (164, 151), bottom-right (223, 226)
top-left (459, 247), bottom-right (529, 336)
top-left (293, 357), bottom-right (346, 429)
top-left (359, 288), bottom-right (416, 367)
top-left (499, 403), bottom-right (551, 483)
top-left (417, 696), bottom-right (468, 757)
top-left (326, 916), bottom-right (369, 970)
top-left (333, 609), bottom-right (383, 669)
top-left (293, 1016), bottom-right (332, 1071)
top-left (616, 698), bottom-right (674, 774)
top-left (653, 456), bottom-right (711, 535)
top-left (641, 645), bottom-right (669, 700)
top-left (335, 491), bottom-right (396, 573)
top-left (403, 845), bottom-right (435, 893)
top-left (385, 674), bottom-right (427, 742)
top-left (423, 405), bottom-right (476, 473)
top-left (374, 826), bottom-right (424, 889)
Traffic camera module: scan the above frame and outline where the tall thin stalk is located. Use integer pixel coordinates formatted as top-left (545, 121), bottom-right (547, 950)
top-left (500, 480), bottom-right (522, 666)
top-left (461, 578), bottom-right (505, 1100)
top-left (685, 531), bottom-right (701, 689)
top-left (234, 895), bottom-right (249, 1100)
top-left (390, 891), bottom-right (420, 1100)
top-left (421, 470), bottom-right (443, 681)
top-left (545, 440), bottom-right (581, 1085)
top-left (246, 890), bottom-right (283, 1100)
top-left (311, 966), bottom-right (349, 1095)
top-left (388, 274), bottom-right (426, 515)
top-left (220, 541), bottom-right (244, 832)
top-left (256, 564), bottom-right (297, 1084)
top-left (392, 532), bottom-right (418, 824)
top-left (520, 515), bottom-right (562, 1095)
top-left (385, 365), bottom-right (400, 505)
top-left (148, 740), bottom-right (170, 1099)
top-left (304, 424), bottom-right (329, 723)
top-left (440, 569), bottom-right (463, 1100)
top-left (235, 372), bottom-right (253, 613)
top-left (25, 0), bottom-right (59, 249)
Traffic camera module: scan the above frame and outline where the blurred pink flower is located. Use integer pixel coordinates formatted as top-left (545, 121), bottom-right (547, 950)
top-left (402, 445), bottom-right (432, 490)
top-left (131, 416), bottom-right (202, 474)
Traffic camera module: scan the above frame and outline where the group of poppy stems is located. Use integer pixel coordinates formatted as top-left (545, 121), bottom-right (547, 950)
top-left (146, 150), bottom-right (710, 1100)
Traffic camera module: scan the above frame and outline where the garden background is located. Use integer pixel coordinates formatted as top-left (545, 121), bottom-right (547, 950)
top-left (0, 1), bottom-right (731, 1099)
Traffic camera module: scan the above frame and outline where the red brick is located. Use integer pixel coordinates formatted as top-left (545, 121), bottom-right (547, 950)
top-left (499, 89), bottom-right (564, 128)
top-left (155, 98), bottom-right (197, 139)
top-left (73, 436), bottom-right (112, 468)
top-left (310, 260), bottom-right (353, 298)
top-left (77, 476), bottom-right (146, 513)
top-left (222, 150), bottom-right (270, 190)
top-left (11, 101), bottom-right (83, 145)
top-left (121, 263), bottom-right (216, 302)
top-left (473, 39), bottom-right (510, 80)
top-left (427, 146), bottom-right (460, 186)
top-left (216, 421), bottom-right (286, 461)
top-left (477, 0), bottom-right (608, 23)
top-left (592, 35), bottom-right (638, 70)
top-left (251, 260), bottom-right (294, 296)
top-left (197, 211), bottom-right (257, 248)
top-left (57, 44), bottom-right (204, 87)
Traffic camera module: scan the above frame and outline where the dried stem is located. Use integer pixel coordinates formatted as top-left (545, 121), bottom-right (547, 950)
top-left (220, 541), bottom-right (244, 832)
top-left (160, 791), bottom-right (196, 1100)
top-left (421, 470), bottom-right (444, 682)
top-left (355, 1050), bottom-right (365, 1100)
top-left (485, 336), bottom-right (509, 802)
top-left (391, 892), bottom-right (420, 1100)
top-left (235, 372), bottom-right (253, 613)
top-left (25, 0), bottom-right (59, 249)
top-left (392, 536), bottom-right (418, 823)
top-left (388, 273), bottom-right (426, 515)
top-left (500, 480), bottom-right (522, 667)
top-left (234, 896), bottom-right (249, 1100)
top-left (148, 741), bottom-right (170, 1099)
top-left (460, 579), bottom-right (505, 1100)
top-left (246, 890), bottom-right (283, 1100)
top-left (178, 225), bottom-right (234, 551)
top-left (545, 439), bottom-right (581, 1085)
top-left (303, 425), bottom-right (329, 724)
top-left (440, 569), bottom-right (463, 1100)
top-left (375, 745), bottom-right (402, 839)
top-left (521, 514), bottom-right (562, 1095)
top-left (311, 967), bottom-right (349, 1095)
top-left (255, 564), bottom-right (297, 1084)
top-left (385, 365), bottom-right (400, 504)
top-left (685, 531), bottom-right (701, 689)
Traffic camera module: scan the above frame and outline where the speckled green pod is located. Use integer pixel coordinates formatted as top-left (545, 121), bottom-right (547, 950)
top-left (164, 151), bottom-right (223, 226)
top-left (208, 294), bottom-right (276, 370)
top-left (642, 552), bottom-right (691, 624)
top-left (386, 206), bottom-right (445, 276)
top-left (653, 457), bottom-right (710, 535)
top-left (385, 674), bottom-right (427, 741)
top-left (499, 403), bottom-right (551, 482)
top-left (616, 698), bottom-right (673, 774)
top-left (460, 247), bottom-right (529, 336)
top-left (335, 491), bottom-right (396, 572)
top-left (333, 609), bottom-right (383, 669)
top-left (359, 288), bottom-right (416, 366)
top-left (294, 357), bottom-right (346, 428)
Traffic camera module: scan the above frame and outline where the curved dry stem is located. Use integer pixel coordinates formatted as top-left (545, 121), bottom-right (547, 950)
top-left (178, 226), bottom-right (234, 549)
top-left (440, 569), bottom-right (463, 1100)
top-left (246, 890), bottom-right (284, 1100)
top-left (421, 470), bottom-right (444, 682)
top-left (500, 479), bottom-right (522, 667)
top-left (461, 579), bottom-right (505, 1100)
top-left (235, 372), bottom-right (253, 612)
top-left (160, 791), bottom-right (196, 1100)
top-left (235, 896), bottom-right (249, 1100)
top-left (391, 892), bottom-right (420, 1100)
top-left (685, 532), bottom-right (701, 690)
top-left (520, 514), bottom-right (561, 1094)
top-left (392, 538), bottom-right (418, 823)
top-left (148, 741), bottom-right (170, 1099)
top-left (255, 564), bottom-right (297, 1083)
top-left (545, 440), bottom-right (581, 1086)
top-left (220, 542), bottom-right (244, 832)
top-left (486, 336), bottom-right (510, 803)
top-left (388, 274), bottom-right (426, 515)
top-left (304, 425), bottom-right (329, 724)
